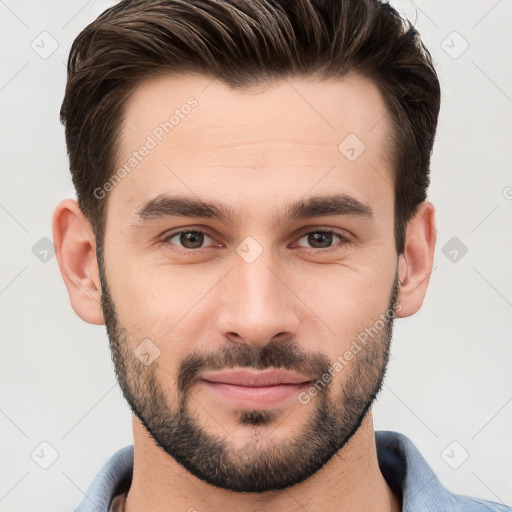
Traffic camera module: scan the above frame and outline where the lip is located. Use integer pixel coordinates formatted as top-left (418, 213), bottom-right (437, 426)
top-left (200, 369), bottom-right (311, 387)
top-left (199, 369), bottom-right (313, 409)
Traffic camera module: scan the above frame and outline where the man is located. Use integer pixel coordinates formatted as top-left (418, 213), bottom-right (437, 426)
top-left (52, 0), bottom-right (510, 511)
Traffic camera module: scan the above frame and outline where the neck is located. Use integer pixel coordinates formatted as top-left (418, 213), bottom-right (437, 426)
top-left (124, 412), bottom-right (401, 512)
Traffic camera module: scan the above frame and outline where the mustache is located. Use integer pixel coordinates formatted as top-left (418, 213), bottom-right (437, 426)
top-left (177, 341), bottom-right (332, 393)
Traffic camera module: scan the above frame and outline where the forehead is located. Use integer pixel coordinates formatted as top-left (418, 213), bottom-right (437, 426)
top-left (111, 72), bottom-right (393, 220)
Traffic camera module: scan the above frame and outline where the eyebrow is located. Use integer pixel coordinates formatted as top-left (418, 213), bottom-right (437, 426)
top-left (132, 193), bottom-right (374, 227)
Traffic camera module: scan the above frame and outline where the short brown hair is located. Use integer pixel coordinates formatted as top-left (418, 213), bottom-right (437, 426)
top-left (60, 0), bottom-right (440, 255)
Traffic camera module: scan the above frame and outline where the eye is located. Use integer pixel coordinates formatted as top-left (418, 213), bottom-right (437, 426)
top-left (160, 228), bottom-right (350, 254)
top-left (163, 230), bottom-right (216, 250)
top-left (294, 230), bottom-right (350, 250)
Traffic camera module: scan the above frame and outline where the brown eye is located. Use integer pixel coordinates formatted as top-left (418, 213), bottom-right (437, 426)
top-left (295, 230), bottom-right (349, 250)
top-left (164, 230), bottom-right (213, 250)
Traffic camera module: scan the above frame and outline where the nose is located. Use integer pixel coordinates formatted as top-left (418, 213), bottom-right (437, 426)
top-left (214, 248), bottom-right (300, 348)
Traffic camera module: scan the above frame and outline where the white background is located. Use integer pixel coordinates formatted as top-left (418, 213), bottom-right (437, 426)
top-left (1, 1), bottom-right (511, 510)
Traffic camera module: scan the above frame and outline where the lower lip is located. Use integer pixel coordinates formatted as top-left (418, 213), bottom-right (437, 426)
top-left (200, 380), bottom-right (312, 408)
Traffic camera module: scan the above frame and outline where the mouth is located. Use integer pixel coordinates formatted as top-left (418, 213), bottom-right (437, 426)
top-left (199, 369), bottom-right (313, 408)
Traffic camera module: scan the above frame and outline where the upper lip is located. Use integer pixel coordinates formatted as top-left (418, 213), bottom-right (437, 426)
top-left (200, 369), bottom-right (312, 387)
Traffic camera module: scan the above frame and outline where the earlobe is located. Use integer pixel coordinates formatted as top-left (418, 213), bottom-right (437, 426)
top-left (395, 201), bottom-right (437, 318)
top-left (52, 199), bottom-right (105, 325)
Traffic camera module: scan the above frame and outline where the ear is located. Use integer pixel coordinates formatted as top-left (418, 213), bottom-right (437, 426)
top-left (396, 200), bottom-right (436, 318)
top-left (52, 199), bottom-right (104, 325)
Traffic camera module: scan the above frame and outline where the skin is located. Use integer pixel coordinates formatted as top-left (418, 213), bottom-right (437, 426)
top-left (53, 73), bottom-right (436, 512)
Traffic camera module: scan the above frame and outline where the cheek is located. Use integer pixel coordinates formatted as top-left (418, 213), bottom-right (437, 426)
top-left (300, 266), bottom-right (395, 354)
top-left (106, 253), bottom-right (218, 330)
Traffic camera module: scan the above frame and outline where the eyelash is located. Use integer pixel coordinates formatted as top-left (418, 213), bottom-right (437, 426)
top-left (160, 228), bottom-right (351, 254)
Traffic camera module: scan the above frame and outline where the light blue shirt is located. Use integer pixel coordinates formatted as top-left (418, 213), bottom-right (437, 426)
top-left (73, 430), bottom-right (511, 511)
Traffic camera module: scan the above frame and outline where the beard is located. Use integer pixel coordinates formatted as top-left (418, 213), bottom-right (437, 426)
top-left (97, 247), bottom-right (399, 493)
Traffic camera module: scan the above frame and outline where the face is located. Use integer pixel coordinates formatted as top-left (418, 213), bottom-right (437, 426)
top-left (98, 73), bottom-right (400, 492)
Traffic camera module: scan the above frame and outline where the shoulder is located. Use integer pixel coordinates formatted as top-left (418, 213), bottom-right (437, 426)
top-left (375, 430), bottom-right (512, 512)
top-left (449, 494), bottom-right (512, 512)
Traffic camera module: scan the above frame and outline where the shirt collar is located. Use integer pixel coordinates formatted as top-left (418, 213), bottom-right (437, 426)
top-left (75, 430), bottom-right (457, 511)
top-left (376, 430), bottom-right (451, 511)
